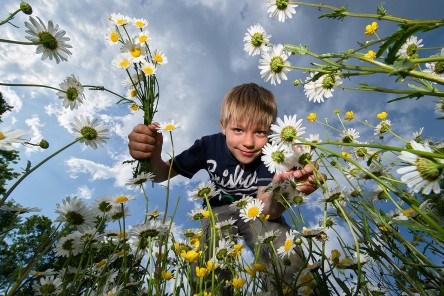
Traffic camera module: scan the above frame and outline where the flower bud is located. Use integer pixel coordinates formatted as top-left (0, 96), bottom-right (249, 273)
top-left (38, 139), bottom-right (49, 149)
top-left (295, 238), bottom-right (302, 245)
top-left (20, 2), bottom-right (33, 15)
top-left (293, 79), bottom-right (302, 86)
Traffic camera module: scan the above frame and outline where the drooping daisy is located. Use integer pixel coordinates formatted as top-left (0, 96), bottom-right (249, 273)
top-left (132, 17), bottom-right (148, 29)
top-left (215, 239), bottom-right (233, 260)
top-left (188, 206), bottom-right (208, 221)
top-left (112, 52), bottom-right (132, 69)
top-left (135, 30), bottom-right (150, 44)
top-left (153, 49), bottom-right (168, 65)
top-left (277, 230), bottom-right (296, 258)
top-left (0, 129), bottom-right (30, 151)
top-left (266, 0), bottom-right (298, 22)
top-left (374, 119), bottom-right (392, 135)
top-left (125, 172), bottom-right (155, 188)
top-left (181, 228), bottom-right (203, 239)
top-left (57, 74), bottom-right (84, 110)
top-left (189, 181), bottom-right (218, 200)
top-left (261, 142), bottom-right (292, 174)
top-left (131, 220), bottom-right (168, 241)
top-left (229, 195), bottom-right (254, 210)
top-left (303, 72), bottom-right (343, 103)
top-left (423, 48), bottom-right (444, 78)
top-left (397, 140), bottom-right (444, 194)
top-left (259, 44), bottom-right (291, 85)
top-left (105, 26), bottom-right (120, 46)
top-left (24, 16), bottom-right (72, 63)
top-left (243, 23), bottom-right (271, 56)
top-left (368, 184), bottom-right (390, 202)
top-left (269, 114), bottom-right (305, 149)
top-left (239, 199), bottom-right (264, 222)
top-left (70, 115), bottom-right (110, 149)
top-left (340, 128), bottom-right (360, 144)
top-left (398, 35), bottom-right (423, 59)
top-left (109, 13), bottom-right (130, 26)
top-left (121, 40), bottom-right (146, 63)
top-left (55, 196), bottom-right (96, 232)
top-left (318, 186), bottom-right (345, 204)
top-left (305, 134), bottom-right (322, 145)
top-left (32, 275), bottom-right (63, 295)
top-left (140, 61), bottom-right (157, 76)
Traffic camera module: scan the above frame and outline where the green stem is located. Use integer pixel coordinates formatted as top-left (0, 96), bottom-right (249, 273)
top-left (340, 84), bottom-right (444, 98)
top-left (0, 137), bottom-right (82, 207)
top-left (0, 9), bottom-right (22, 26)
top-left (0, 82), bottom-right (63, 92)
top-left (0, 38), bottom-right (42, 46)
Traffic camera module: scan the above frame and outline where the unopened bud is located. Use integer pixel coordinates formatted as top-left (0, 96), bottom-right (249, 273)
top-left (293, 79), bottom-right (302, 86)
top-left (20, 2), bottom-right (33, 15)
top-left (38, 139), bottom-right (49, 149)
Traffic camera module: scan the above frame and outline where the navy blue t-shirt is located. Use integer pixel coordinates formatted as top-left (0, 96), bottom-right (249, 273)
top-left (171, 133), bottom-right (273, 206)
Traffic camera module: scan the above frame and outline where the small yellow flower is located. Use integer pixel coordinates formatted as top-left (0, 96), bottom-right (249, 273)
top-left (115, 195), bottom-right (129, 203)
top-left (251, 263), bottom-right (267, 272)
top-left (202, 210), bottom-right (210, 218)
top-left (245, 266), bottom-right (256, 278)
top-left (229, 244), bottom-right (245, 257)
top-left (377, 111), bottom-right (388, 120)
top-left (206, 260), bottom-right (219, 271)
top-left (232, 277), bottom-right (246, 289)
top-left (306, 112), bottom-right (317, 122)
top-left (344, 111), bottom-right (354, 121)
top-left (95, 259), bottom-right (107, 269)
top-left (259, 213), bottom-right (270, 221)
top-left (189, 236), bottom-right (200, 249)
top-left (364, 22), bottom-right (378, 36)
top-left (364, 50), bottom-right (376, 59)
top-left (129, 103), bottom-right (139, 112)
top-left (378, 225), bottom-right (388, 232)
top-left (331, 249), bottom-right (341, 263)
top-left (181, 250), bottom-right (201, 263)
top-left (195, 266), bottom-right (208, 277)
top-left (341, 151), bottom-right (350, 158)
top-left (161, 270), bottom-right (173, 280)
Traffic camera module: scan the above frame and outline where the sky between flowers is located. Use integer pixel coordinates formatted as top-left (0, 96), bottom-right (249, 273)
top-left (1, 0), bottom-right (443, 240)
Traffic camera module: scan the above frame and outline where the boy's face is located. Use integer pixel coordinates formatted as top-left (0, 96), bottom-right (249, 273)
top-left (221, 120), bottom-right (269, 165)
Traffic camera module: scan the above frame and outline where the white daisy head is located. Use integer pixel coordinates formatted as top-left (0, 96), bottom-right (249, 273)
top-left (340, 128), bottom-right (360, 144)
top-left (239, 198), bottom-right (264, 222)
top-left (57, 74), bottom-right (84, 110)
top-left (125, 172), bottom-right (155, 188)
top-left (24, 16), bottom-right (72, 64)
top-left (269, 114), bottom-right (305, 149)
top-left (305, 134), bottom-right (322, 144)
top-left (112, 52), bottom-right (132, 69)
top-left (296, 226), bottom-right (327, 239)
top-left (156, 120), bottom-right (181, 134)
top-left (70, 115), bottom-right (110, 149)
top-left (435, 101), bottom-right (444, 116)
top-left (189, 181), bottom-right (218, 200)
top-left (229, 195), bottom-right (254, 210)
top-left (153, 49), bottom-right (168, 65)
top-left (303, 72), bottom-right (343, 103)
top-left (215, 217), bottom-right (238, 232)
top-left (32, 275), bottom-right (63, 295)
top-left (188, 206), bottom-right (209, 221)
top-left (243, 23), bottom-right (271, 56)
top-left (266, 0), bottom-right (298, 22)
top-left (132, 17), bottom-right (149, 29)
top-left (109, 13), bottom-right (130, 26)
top-left (259, 44), bottom-right (292, 85)
top-left (0, 129), bottom-right (30, 151)
top-left (105, 26), bottom-right (120, 46)
top-left (55, 196), bottom-right (96, 232)
top-left (318, 186), bottom-right (345, 204)
top-left (121, 40), bottom-right (146, 63)
top-left (277, 231), bottom-right (296, 258)
top-left (423, 48), bottom-right (444, 78)
top-left (398, 35), bottom-right (423, 59)
top-left (257, 229), bottom-right (281, 244)
top-left (54, 232), bottom-right (82, 257)
top-left (289, 144), bottom-right (313, 168)
top-left (374, 120), bottom-right (392, 135)
top-left (135, 30), bottom-right (150, 44)
top-left (140, 61), bottom-right (157, 76)
top-left (93, 195), bottom-right (114, 219)
top-left (261, 142), bottom-right (293, 174)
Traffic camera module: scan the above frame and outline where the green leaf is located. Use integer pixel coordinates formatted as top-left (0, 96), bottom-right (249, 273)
top-left (319, 6), bottom-right (348, 21)
top-left (283, 44), bottom-right (309, 55)
top-left (377, 3), bottom-right (388, 16)
top-left (387, 93), bottom-right (423, 103)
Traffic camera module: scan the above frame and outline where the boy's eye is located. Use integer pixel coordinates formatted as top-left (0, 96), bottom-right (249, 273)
top-left (255, 131), bottom-right (268, 137)
top-left (232, 128), bottom-right (243, 133)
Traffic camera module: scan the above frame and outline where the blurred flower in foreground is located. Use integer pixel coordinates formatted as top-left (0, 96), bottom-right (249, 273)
top-left (0, 129), bottom-right (30, 151)
top-left (57, 75), bottom-right (84, 110)
top-left (24, 16), bottom-right (72, 63)
top-left (397, 141), bottom-right (444, 194)
top-left (32, 275), bottom-right (63, 295)
top-left (70, 115), bottom-right (110, 149)
top-left (243, 23), bottom-right (271, 56)
top-left (0, 205), bottom-right (41, 214)
top-left (259, 44), bottom-right (292, 85)
top-left (266, 0), bottom-right (298, 22)
top-left (364, 50), bottom-right (376, 60)
top-left (303, 72), bottom-right (343, 103)
top-left (125, 172), bottom-right (155, 188)
top-left (55, 196), bottom-right (96, 232)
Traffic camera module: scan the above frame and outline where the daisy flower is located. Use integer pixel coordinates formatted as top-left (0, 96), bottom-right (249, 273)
top-left (398, 35), bottom-right (423, 59)
top-left (126, 88), bottom-right (138, 99)
top-left (374, 119), bottom-right (392, 135)
top-left (70, 115), bottom-right (110, 149)
top-left (243, 23), bottom-right (271, 56)
top-left (266, 0), bottom-right (298, 22)
top-left (340, 128), bottom-right (360, 144)
top-left (110, 204), bottom-right (130, 221)
top-left (239, 199), bottom-right (264, 222)
top-left (296, 226), bottom-right (327, 239)
top-left (109, 13), bottom-right (130, 26)
top-left (305, 134), bottom-right (322, 145)
top-left (303, 72), bottom-right (343, 103)
top-left (125, 172), bottom-right (155, 188)
top-left (277, 230), bottom-right (296, 258)
top-left (153, 49), bottom-right (168, 65)
top-left (32, 275), bottom-right (63, 295)
top-left (93, 196), bottom-right (114, 218)
top-left (216, 239), bottom-right (233, 260)
top-left (435, 101), bottom-right (444, 115)
top-left (269, 114), bottom-right (305, 149)
top-left (188, 206), bottom-right (209, 221)
top-left (423, 49), bottom-right (444, 78)
top-left (121, 40), bottom-right (146, 63)
top-left (135, 30), bottom-right (150, 44)
top-left (336, 255), bottom-right (370, 270)
top-left (0, 129), bottom-right (30, 151)
top-left (288, 144), bottom-right (313, 168)
top-left (369, 184), bottom-right (390, 202)
top-left (229, 195), bottom-right (254, 210)
top-left (112, 52), bottom-right (132, 69)
top-left (318, 186), bottom-right (345, 204)
top-left (156, 120), bottom-right (181, 133)
top-left (54, 232), bottom-right (82, 257)
top-left (261, 142), bottom-right (292, 174)
top-left (0, 205), bottom-right (40, 214)
top-left (131, 220), bottom-right (168, 240)
top-left (259, 44), bottom-right (292, 85)
top-left (132, 17), bottom-right (148, 29)
top-left (397, 140), bottom-right (444, 194)
top-left (24, 16), bottom-right (72, 63)
top-left (181, 228), bottom-right (203, 239)
top-left (105, 26), bottom-right (120, 46)
top-left (189, 181), bottom-right (218, 200)
top-left (57, 75), bottom-right (84, 110)
top-left (55, 196), bottom-right (96, 232)
top-left (140, 61), bottom-right (157, 76)
top-left (215, 218), bottom-right (238, 232)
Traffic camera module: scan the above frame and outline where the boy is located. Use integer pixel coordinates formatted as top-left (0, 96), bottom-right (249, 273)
top-left (128, 83), bottom-right (320, 294)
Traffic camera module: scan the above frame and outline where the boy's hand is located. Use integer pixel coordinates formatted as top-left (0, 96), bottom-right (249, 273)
top-left (272, 163), bottom-right (326, 195)
top-left (128, 123), bottom-right (163, 160)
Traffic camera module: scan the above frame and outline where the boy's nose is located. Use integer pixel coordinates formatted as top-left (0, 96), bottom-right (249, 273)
top-left (242, 133), bottom-right (255, 149)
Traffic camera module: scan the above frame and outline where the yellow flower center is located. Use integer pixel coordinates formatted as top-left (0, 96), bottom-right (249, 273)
top-left (115, 195), bottom-right (129, 203)
top-left (154, 53), bottom-right (163, 63)
top-left (117, 19), bottom-right (126, 25)
top-left (95, 259), bottom-right (107, 269)
top-left (165, 124), bottom-right (175, 131)
top-left (120, 60), bottom-right (130, 68)
top-left (110, 32), bottom-right (119, 43)
top-left (139, 35), bottom-right (148, 43)
top-left (284, 239), bottom-right (293, 252)
top-left (0, 132), bottom-right (4, 140)
top-left (248, 206), bottom-right (259, 218)
top-left (131, 48), bottom-right (141, 58)
top-left (135, 20), bottom-right (145, 28)
top-left (143, 66), bottom-right (154, 75)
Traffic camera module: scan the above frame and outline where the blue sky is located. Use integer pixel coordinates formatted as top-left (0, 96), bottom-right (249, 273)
top-left (1, 0), bottom-right (443, 250)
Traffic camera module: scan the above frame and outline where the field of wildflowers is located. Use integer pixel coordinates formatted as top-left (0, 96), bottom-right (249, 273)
top-left (0, 1), bottom-right (443, 295)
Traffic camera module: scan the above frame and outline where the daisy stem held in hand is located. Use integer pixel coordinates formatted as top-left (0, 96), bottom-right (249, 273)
top-left (0, 138), bottom-right (82, 207)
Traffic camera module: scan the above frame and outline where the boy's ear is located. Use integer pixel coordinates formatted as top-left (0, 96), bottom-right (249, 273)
top-left (220, 121), bottom-right (226, 135)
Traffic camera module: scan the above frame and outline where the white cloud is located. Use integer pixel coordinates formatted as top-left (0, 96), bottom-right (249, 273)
top-left (24, 114), bottom-right (44, 154)
top-left (75, 185), bottom-right (94, 200)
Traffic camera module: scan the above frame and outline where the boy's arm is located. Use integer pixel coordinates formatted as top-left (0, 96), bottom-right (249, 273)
top-left (257, 163), bottom-right (325, 220)
top-left (128, 123), bottom-right (178, 183)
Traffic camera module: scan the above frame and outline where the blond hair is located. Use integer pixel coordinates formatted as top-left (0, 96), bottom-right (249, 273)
top-left (220, 83), bottom-right (277, 129)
